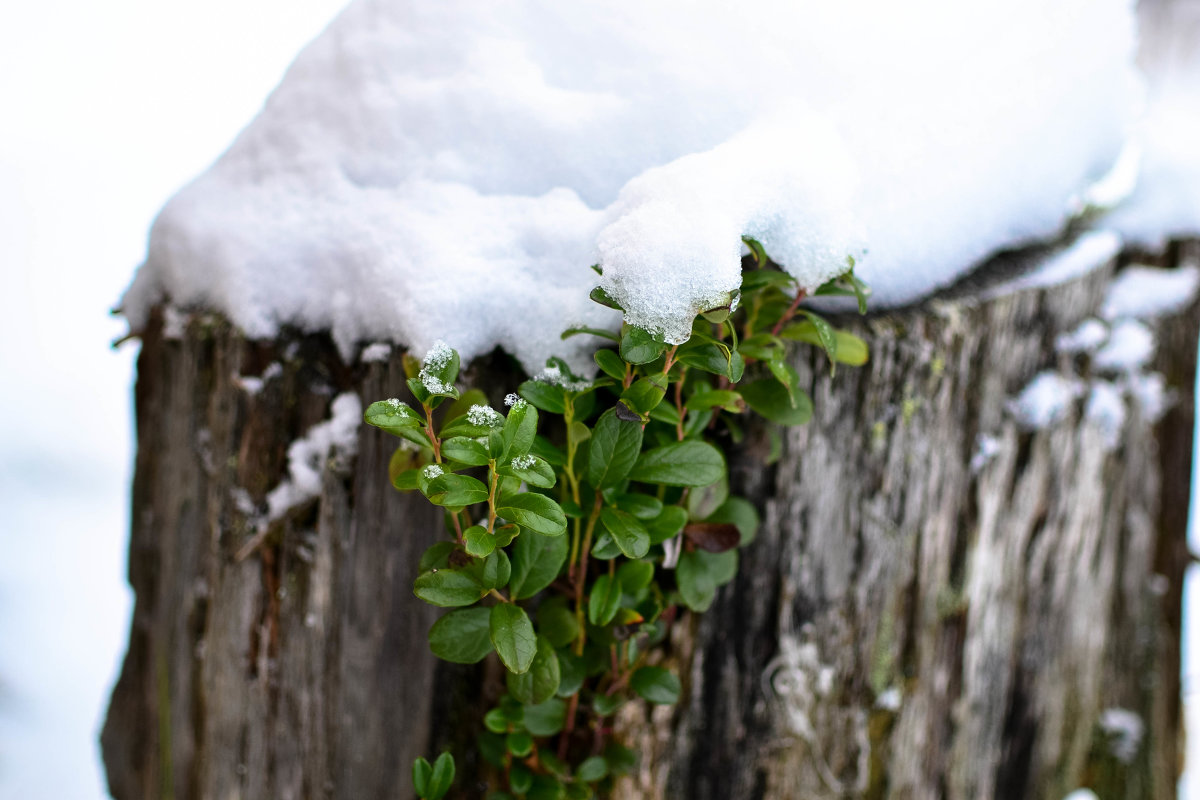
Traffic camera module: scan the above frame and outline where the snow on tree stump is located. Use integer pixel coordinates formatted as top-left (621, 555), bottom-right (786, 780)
top-left (102, 243), bottom-right (1198, 800)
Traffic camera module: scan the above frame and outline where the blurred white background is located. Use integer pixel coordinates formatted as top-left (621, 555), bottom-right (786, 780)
top-left (0, 2), bottom-right (1195, 799)
top-left (0, 2), bottom-right (348, 797)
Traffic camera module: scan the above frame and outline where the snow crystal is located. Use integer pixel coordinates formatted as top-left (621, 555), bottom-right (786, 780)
top-left (535, 365), bottom-right (589, 392)
top-left (875, 687), bottom-right (902, 712)
top-left (511, 454), bottom-right (536, 470)
top-left (120, 0), bottom-right (1146, 370)
top-left (983, 230), bottom-right (1123, 301)
top-left (1008, 372), bottom-right (1084, 430)
top-left (162, 305), bottom-right (189, 340)
top-left (467, 404), bottom-right (502, 428)
top-left (360, 342), bottom-right (393, 363)
top-left (1101, 264), bottom-right (1200, 320)
top-left (1085, 381), bottom-right (1127, 451)
top-left (422, 464), bottom-right (444, 480)
top-left (970, 434), bottom-right (1003, 474)
top-left (418, 340), bottom-right (456, 394)
top-left (265, 392), bottom-right (362, 521)
top-left (1055, 319), bottom-right (1109, 355)
top-left (504, 393), bottom-right (524, 408)
top-left (1099, 707), bottom-right (1144, 764)
top-left (1093, 319), bottom-right (1155, 373)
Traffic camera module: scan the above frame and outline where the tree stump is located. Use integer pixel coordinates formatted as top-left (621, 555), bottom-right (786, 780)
top-left (102, 242), bottom-right (1197, 800)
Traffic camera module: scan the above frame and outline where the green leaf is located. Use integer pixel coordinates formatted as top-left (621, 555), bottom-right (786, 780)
top-left (562, 326), bottom-right (619, 342)
top-left (588, 574), bottom-right (622, 627)
top-left (676, 550), bottom-right (716, 611)
top-left (586, 408), bottom-right (644, 489)
top-left (463, 526), bottom-right (496, 558)
top-left (531, 434), bottom-right (566, 466)
top-left (466, 548), bottom-right (511, 591)
top-left (490, 604), bottom-right (537, 674)
top-left (685, 390), bottom-right (743, 413)
top-left (527, 774), bottom-right (566, 800)
top-left (620, 326), bottom-right (666, 365)
top-left (503, 400), bottom-right (539, 459)
top-left (413, 758), bottom-right (431, 798)
top-left (419, 541), bottom-right (456, 572)
top-left (739, 268), bottom-right (795, 293)
top-left (510, 765), bottom-right (533, 795)
top-left (589, 285), bottom-right (624, 310)
top-left (727, 349), bottom-right (745, 382)
top-left (537, 598), bottom-right (580, 648)
top-left (614, 492), bottom-right (663, 520)
top-left (592, 693), bottom-right (623, 716)
top-left (740, 378), bottom-right (813, 426)
top-left (801, 310), bottom-right (838, 364)
top-left (576, 756), bottom-right (609, 783)
top-left (594, 348), bottom-right (626, 381)
top-left (617, 560), bottom-right (655, 595)
top-left (834, 330), bottom-right (868, 366)
top-left (555, 650), bottom-right (586, 697)
top-left (599, 507), bottom-right (650, 559)
top-left (645, 505), bottom-right (688, 544)
top-left (425, 473), bottom-right (489, 507)
top-left (506, 732), bottom-right (534, 757)
top-left (628, 441), bottom-right (725, 487)
top-left (631, 666), bottom-right (680, 705)
top-left (484, 708), bottom-right (510, 733)
top-left (441, 437), bottom-right (489, 467)
top-left (414, 569), bottom-right (486, 607)
top-left (742, 235), bottom-right (768, 267)
top-left (497, 492), bottom-right (568, 537)
top-left (677, 342), bottom-right (732, 376)
top-left (522, 698), bottom-right (567, 737)
top-left (393, 467), bottom-right (423, 491)
top-left (509, 532), bottom-right (568, 599)
top-left (364, 399), bottom-right (423, 437)
top-left (766, 354), bottom-right (801, 407)
top-left (497, 455), bottom-right (556, 489)
top-left (686, 474), bottom-right (728, 521)
top-left (427, 752), bottom-right (455, 800)
top-left (506, 636), bottom-right (561, 704)
top-left (518, 380), bottom-right (567, 414)
top-left (493, 523), bottom-right (520, 548)
top-left (590, 532), bottom-right (623, 560)
top-left (428, 607), bottom-right (494, 664)
top-left (620, 374), bottom-right (667, 416)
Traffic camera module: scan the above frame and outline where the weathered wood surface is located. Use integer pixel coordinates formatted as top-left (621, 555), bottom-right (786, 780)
top-left (103, 243), bottom-right (1197, 800)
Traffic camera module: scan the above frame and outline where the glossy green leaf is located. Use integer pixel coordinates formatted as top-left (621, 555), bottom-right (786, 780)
top-left (628, 441), bottom-right (725, 487)
top-left (561, 326), bottom-right (619, 342)
top-left (427, 752), bottom-right (455, 800)
top-left (614, 492), bottom-right (663, 520)
top-left (619, 326), bottom-right (666, 364)
top-left (506, 731), bottom-right (533, 757)
top-left (741, 235), bottom-right (768, 267)
top-left (685, 390), bottom-right (743, 413)
top-left (586, 408), bottom-right (644, 490)
top-left (801, 310), bottom-right (838, 363)
top-left (588, 574), bottom-right (622, 627)
top-left (599, 507), bottom-right (650, 559)
top-left (364, 399), bottom-right (423, 437)
top-left (739, 377), bottom-right (813, 426)
top-left (418, 541), bottom-right (456, 572)
top-left (413, 758), bottom-right (431, 798)
top-left (594, 348), bottom-right (626, 381)
top-left (414, 568), bottom-right (485, 607)
top-left (441, 437), bottom-right (489, 467)
top-left (497, 492), bottom-right (567, 536)
top-left (506, 636), bottom-right (561, 704)
top-left (466, 548), bottom-right (511, 591)
top-left (425, 473), bottom-right (488, 507)
top-left (589, 532), bottom-right (623, 560)
top-left (490, 604), bottom-right (537, 674)
top-left (620, 374), bottom-right (667, 416)
top-left (518, 380), bottom-right (567, 414)
top-left (527, 774), bottom-right (566, 800)
top-left (537, 598), bottom-right (580, 648)
top-left (428, 607), bottom-right (494, 664)
top-left (589, 285), bottom-right (623, 310)
top-left (509, 532), bottom-right (568, 599)
top-left (502, 400), bottom-right (538, 459)
top-left (462, 526), bottom-right (496, 558)
top-left (555, 649), bottom-right (586, 697)
top-left (576, 756), bottom-right (609, 783)
top-left (617, 560), bottom-right (655, 595)
top-left (631, 666), bottom-right (680, 705)
top-left (645, 505), bottom-right (688, 544)
top-left (498, 455), bottom-right (556, 489)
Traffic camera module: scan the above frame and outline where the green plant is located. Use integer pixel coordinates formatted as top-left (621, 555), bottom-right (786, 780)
top-left (365, 240), bottom-right (868, 799)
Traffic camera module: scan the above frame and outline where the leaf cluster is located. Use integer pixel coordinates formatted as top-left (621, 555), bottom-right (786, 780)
top-left (365, 242), bottom-right (868, 799)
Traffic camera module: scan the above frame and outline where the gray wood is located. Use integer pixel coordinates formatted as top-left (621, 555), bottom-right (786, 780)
top-left (103, 243), bottom-right (1197, 800)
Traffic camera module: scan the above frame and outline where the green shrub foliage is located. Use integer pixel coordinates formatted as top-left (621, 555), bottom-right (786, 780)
top-left (367, 241), bottom-right (868, 799)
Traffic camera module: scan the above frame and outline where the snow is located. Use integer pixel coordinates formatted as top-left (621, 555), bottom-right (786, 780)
top-left (1099, 707), bottom-right (1145, 763)
top-left (264, 392), bottom-right (362, 521)
top-left (984, 230), bottom-right (1124, 300)
top-left (1008, 372), bottom-right (1084, 430)
top-left (1093, 319), bottom-right (1156, 373)
top-left (467, 404), bottom-right (503, 428)
top-left (1101, 263), bottom-right (1200, 319)
top-left (360, 342), bottom-right (393, 363)
top-left (1085, 381), bottom-right (1128, 451)
top-left (1056, 319), bottom-right (1110, 355)
top-left (121, 0), bottom-right (1145, 371)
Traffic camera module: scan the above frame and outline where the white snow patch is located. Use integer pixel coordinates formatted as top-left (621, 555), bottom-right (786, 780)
top-left (1099, 707), bottom-right (1144, 764)
top-left (1128, 371), bottom-right (1172, 422)
top-left (120, 0), bottom-right (1142, 370)
top-left (1085, 381), bottom-right (1127, 451)
top-left (970, 434), bottom-right (1003, 474)
top-left (162, 305), bottom-right (189, 340)
top-left (1093, 319), bottom-right (1155, 373)
top-left (360, 342), bottom-right (393, 363)
top-left (986, 230), bottom-right (1123, 300)
top-left (422, 464), bottom-right (444, 480)
top-left (264, 392), bottom-right (362, 521)
top-left (467, 404), bottom-right (503, 428)
top-left (1063, 791), bottom-right (1100, 800)
top-left (875, 687), bottom-right (902, 712)
top-left (1056, 318), bottom-right (1110, 355)
top-left (1101, 264), bottom-right (1200, 320)
top-left (1008, 372), bottom-right (1084, 430)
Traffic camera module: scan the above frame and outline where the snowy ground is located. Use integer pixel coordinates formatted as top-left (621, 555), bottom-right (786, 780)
top-left (0, 2), bottom-right (1197, 799)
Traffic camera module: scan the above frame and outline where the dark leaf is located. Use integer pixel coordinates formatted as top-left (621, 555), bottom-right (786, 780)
top-left (682, 522), bottom-right (741, 553)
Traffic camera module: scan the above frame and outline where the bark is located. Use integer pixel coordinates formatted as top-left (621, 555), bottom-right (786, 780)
top-left (103, 243), bottom-right (1197, 800)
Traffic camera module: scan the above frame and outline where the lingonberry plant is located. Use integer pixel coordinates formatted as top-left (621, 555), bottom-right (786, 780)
top-left (365, 240), bottom-right (869, 800)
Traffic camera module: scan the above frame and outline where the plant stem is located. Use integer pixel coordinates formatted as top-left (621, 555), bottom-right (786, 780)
top-left (771, 288), bottom-right (808, 336)
top-left (573, 493), bottom-right (603, 655)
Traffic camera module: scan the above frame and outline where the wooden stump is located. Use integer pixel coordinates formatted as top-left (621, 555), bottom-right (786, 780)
top-left (102, 244), bottom-right (1197, 800)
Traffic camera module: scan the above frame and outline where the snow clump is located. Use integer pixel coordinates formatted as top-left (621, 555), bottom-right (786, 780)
top-left (467, 404), bottom-right (503, 428)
